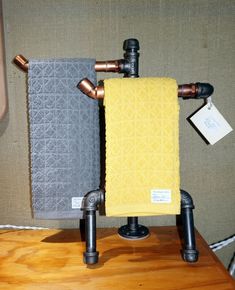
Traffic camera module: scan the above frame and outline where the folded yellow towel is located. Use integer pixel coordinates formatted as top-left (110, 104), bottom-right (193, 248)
top-left (104, 78), bottom-right (180, 217)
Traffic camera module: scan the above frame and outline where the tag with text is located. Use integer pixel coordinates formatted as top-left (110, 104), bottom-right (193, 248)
top-left (190, 103), bottom-right (233, 145)
top-left (71, 197), bottom-right (84, 209)
top-left (151, 189), bottom-right (172, 203)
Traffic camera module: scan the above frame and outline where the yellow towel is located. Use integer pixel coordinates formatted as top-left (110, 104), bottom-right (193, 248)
top-left (104, 78), bottom-right (180, 217)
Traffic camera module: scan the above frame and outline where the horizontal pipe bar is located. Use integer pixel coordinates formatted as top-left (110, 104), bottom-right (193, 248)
top-left (13, 55), bottom-right (214, 99)
top-left (78, 78), bottom-right (214, 100)
top-left (13, 55), bottom-right (124, 73)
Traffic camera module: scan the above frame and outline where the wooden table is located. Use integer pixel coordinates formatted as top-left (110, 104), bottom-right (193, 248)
top-left (0, 227), bottom-right (234, 290)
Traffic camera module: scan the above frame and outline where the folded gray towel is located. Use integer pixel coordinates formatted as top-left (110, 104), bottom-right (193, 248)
top-left (28, 59), bottom-right (100, 219)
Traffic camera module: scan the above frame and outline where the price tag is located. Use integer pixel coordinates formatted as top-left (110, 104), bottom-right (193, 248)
top-left (190, 102), bottom-right (233, 145)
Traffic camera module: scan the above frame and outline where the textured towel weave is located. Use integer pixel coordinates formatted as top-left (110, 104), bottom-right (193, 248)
top-left (28, 59), bottom-right (100, 219)
top-left (104, 78), bottom-right (180, 217)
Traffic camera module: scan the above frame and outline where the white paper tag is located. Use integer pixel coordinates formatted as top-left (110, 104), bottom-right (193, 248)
top-left (71, 197), bottom-right (84, 209)
top-left (190, 103), bottom-right (233, 145)
top-left (151, 189), bottom-right (172, 203)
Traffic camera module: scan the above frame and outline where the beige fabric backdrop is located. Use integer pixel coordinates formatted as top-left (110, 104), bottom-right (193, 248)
top-left (0, 0), bottom-right (234, 267)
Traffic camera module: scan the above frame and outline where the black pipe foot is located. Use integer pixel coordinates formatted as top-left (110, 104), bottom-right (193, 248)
top-left (182, 249), bottom-right (199, 263)
top-left (83, 251), bottom-right (99, 265)
top-left (118, 224), bottom-right (149, 240)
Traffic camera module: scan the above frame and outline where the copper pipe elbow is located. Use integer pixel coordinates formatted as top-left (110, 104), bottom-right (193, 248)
top-left (13, 55), bottom-right (29, 72)
top-left (77, 78), bottom-right (104, 99)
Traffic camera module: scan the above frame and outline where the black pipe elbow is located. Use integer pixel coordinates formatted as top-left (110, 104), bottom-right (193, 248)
top-left (180, 189), bottom-right (195, 209)
top-left (83, 190), bottom-right (104, 211)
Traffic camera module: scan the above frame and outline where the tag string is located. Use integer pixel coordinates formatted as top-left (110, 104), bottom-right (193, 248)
top-left (207, 96), bottom-right (213, 110)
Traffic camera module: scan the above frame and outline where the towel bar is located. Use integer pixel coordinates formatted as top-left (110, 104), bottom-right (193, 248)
top-left (13, 55), bottom-right (125, 74)
top-left (13, 38), bottom-right (139, 77)
top-left (13, 55), bottom-right (124, 73)
top-left (13, 55), bottom-right (214, 100)
top-left (77, 78), bottom-right (214, 100)
top-left (13, 56), bottom-right (131, 74)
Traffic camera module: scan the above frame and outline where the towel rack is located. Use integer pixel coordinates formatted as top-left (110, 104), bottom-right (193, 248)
top-left (77, 39), bottom-right (213, 264)
top-left (13, 38), bottom-right (214, 265)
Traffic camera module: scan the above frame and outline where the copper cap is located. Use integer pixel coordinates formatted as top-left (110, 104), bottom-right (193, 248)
top-left (13, 55), bottom-right (29, 72)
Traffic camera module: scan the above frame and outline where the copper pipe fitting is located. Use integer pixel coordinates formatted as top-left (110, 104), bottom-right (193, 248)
top-left (78, 79), bottom-right (213, 100)
top-left (13, 55), bottom-right (214, 100)
top-left (13, 55), bottom-right (122, 74)
top-left (78, 78), bottom-right (199, 100)
top-left (13, 55), bottom-right (29, 72)
top-left (178, 84), bottom-right (198, 98)
top-left (95, 60), bottom-right (121, 72)
top-left (77, 78), bottom-right (104, 99)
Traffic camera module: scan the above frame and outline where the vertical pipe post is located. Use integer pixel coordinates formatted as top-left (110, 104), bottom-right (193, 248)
top-left (118, 39), bottom-right (149, 240)
top-left (180, 189), bottom-right (199, 262)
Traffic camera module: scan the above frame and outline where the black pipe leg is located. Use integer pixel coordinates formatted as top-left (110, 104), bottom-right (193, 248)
top-left (82, 190), bottom-right (104, 265)
top-left (84, 210), bottom-right (99, 264)
top-left (180, 189), bottom-right (199, 263)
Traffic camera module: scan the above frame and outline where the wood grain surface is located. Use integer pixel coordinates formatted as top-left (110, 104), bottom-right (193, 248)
top-left (0, 226), bottom-right (234, 290)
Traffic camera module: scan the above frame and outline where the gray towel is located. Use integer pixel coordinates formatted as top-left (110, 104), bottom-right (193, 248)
top-left (28, 59), bottom-right (100, 219)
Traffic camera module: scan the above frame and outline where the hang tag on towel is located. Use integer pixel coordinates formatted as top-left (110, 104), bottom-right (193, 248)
top-left (190, 100), bottom-right (233, 145)
top-left (71, 197), bottom-right (84, 209)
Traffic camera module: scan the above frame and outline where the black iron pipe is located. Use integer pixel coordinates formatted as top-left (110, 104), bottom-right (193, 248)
top-left (82, 190), bottom-right (104, 264)
top-left (128, 217), bottom-right (138, 231)
top-left (120, 38), bottom-right (140, 77)
top-left (118, 39), bottom-right (149, 240)
top-left (181, 208), bottom-right (196, 250)
top-left (84, 210), bottom-right (99, 264)
top-left (122, 39), bottom-right (139, 233)
top-left (85, 210), bottom-right (96, 252)
top-left (180, 189), bottom-right (199, 262)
